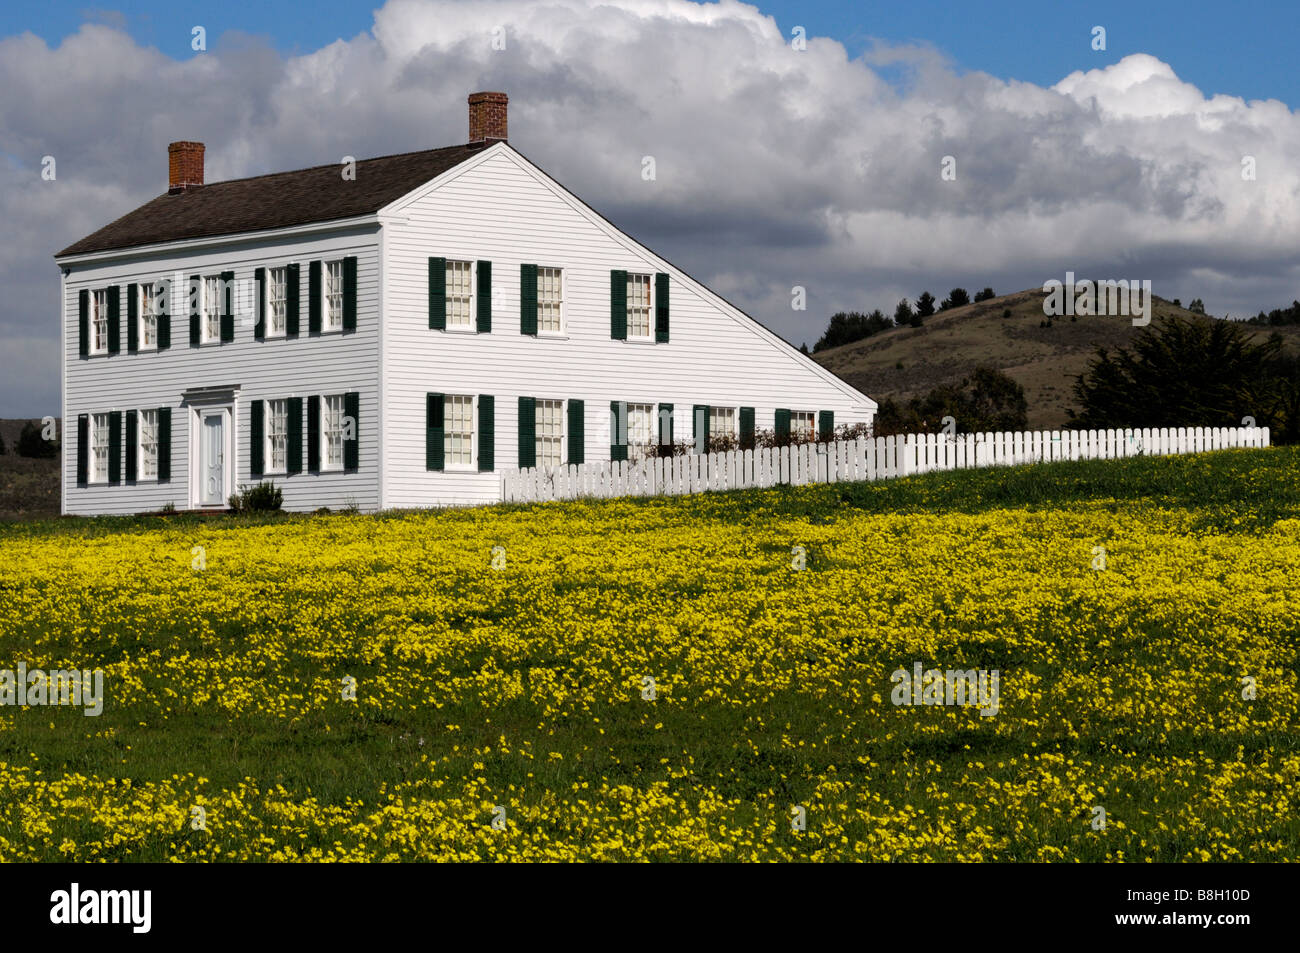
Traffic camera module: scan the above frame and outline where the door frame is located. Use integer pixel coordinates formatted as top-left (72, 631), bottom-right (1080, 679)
top-left (182, 385), bottom-right (241, 510)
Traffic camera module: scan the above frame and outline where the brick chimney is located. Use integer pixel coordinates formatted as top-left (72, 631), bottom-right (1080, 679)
top-left (168, 141), bottom-right (205, 193)
top-left (468, 92), bottom-right (508, 144)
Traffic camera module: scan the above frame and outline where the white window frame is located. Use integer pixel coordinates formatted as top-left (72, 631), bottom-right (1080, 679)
top-left (709, 406), bottom-right (737, 442)
top-left (202, 276), bottom-right (221, 343)
top-left (90, 289), bottom-right (109, 356)
top-left (626, 273), bottom-right (653, 340)
top-left (138, 409), bottom-right (159, 480)
top-left (627, 403), bottom-right (654, 458)
top-left (324, 260), bottom-right (344, 332)
top-left (90, 413), bottom-right (110, 483)
top-left (446, 260), bottom-right (474, 331)
top-left (265, 399), bottom-right (288, 474)
top-left (537, 266), bottom-right (564, 335)
top-left (791, 410), bottom-right (816, 443)
top-left (444, 394), bottom-right (476, 471)
top-left (535, 398), bottom-right (565, 470)
top-left (266, 267), bottom-right (287, 338)
top-left (321, 394), bottom-right (346, 472)
top-left (139, 282), bottom-right (158, 350)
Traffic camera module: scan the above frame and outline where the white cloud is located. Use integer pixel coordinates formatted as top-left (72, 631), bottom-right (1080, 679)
top-left (2, 0), bottom-right (1299, 414)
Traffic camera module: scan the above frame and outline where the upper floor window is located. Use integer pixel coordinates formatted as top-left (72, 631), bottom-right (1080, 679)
top-left (627, 273), bottom-right (652, 339)
top-left (202, 276), bottom-right (221, 343)
top-left (445, 395), bottom-right (474, 468)
top-left (140, 283), bottom-right (158, 349)
top-left (267, 267), bottom-right (287, 337)
top-left (139, 409), bottom-right (159, 479)
top-left (538, 267), bottom-right (563, 334)
top-left (322, 394), bottom-right (346, 471)
top-left (91, 413), bottom-right (110, 483)
top-left (265, 399), bottom-right (288, 473)
top-left (536, 398), bottom-right (564, 469)
top-left (324, 260), bottom-right (344, 332)
top-left (791, 411), bottom-right (816, 443)
top-left (446, 260), bottom-right (473, 329)
top-left (90, 289), bottom-right (109, 355)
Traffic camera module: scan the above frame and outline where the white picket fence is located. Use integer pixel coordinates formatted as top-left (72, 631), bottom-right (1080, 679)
top-left (499, 425), bottom-right (1271, 504)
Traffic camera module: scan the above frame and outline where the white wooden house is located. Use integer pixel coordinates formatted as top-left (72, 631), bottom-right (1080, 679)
top-left (54, 92), bottom-right (876, 514)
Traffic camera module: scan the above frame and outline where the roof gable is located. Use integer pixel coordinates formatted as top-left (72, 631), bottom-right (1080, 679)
top-left (56, 143), bottom-right (485, 258)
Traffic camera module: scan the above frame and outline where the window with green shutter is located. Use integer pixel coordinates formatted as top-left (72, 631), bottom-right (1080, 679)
top-left (426, 393), bottom-right (445, 471)
top-left (76, 414), bottom-right (88, 485)
top-left (478, 395), bottom-right (495, 471)
top-left (127, 283), bottom-right (139, 353)
top-left (108, 411), bottom-right (122, 484)
top-left (610, 401), bottom-right (628, 462)
top-left (520, 264), bottom-right (538, 335)
top-left (343, 392), bottom-right (359, 471)
top-left (157, 407), bottom-right (172, 482)
top-left (428, 257), bottom-right (446, 330)
top-left (250, 400), bottom-right (264, 477)
top-left (254, 268), bottom-right (266, 341)
top-left (287, 397), bottom-right (303, 474)
top-left (308, 261), bottom-right (321, 334)
top-left (125, 410), bottom-right (138, 481)
top-left (517, 396), bottom-right (536, 469)
top-left (819, 410), bottom-right (835, 442)
top-left (610, 270), bottom-right (628, 340)
top-left (108, 285), bottom-right (121, 355)
top-left (693, 404), bottom-right (709, 454)
top-left (568, 399), bottom-right (584, 465)
top-left (220, 270), bottom-right (235, 342)
top-left (775, 408), bottom-right (791, 442)
top-left (307, 395), bottom-right (321, 473)
top-left (476, 260), bottom-right (492, 333)
top-left (189, 274), bottom-right (201, 346)
top-left (286, 263), bottom-right (300, 338)
top-left (78, 290), bottom-right (89, 358)
top-left (658, 403), bottom-right (674, 452)
top-left (740, 406), bottom-right (756, 449)
top-left (343, 257), bottom-right (357, 332)
top-left (655, 272), bottom-right (669, 342)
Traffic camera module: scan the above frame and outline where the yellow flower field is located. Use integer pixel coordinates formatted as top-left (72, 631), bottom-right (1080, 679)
top-left (0, 448), bottom-right (1296, 861)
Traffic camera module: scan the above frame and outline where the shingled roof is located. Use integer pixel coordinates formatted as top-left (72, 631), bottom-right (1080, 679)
top-left (56, 142), bottom-right (485, 258)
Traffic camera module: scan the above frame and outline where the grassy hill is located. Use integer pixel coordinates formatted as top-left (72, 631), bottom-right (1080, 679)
top-left (811, 290), bottom-right (1300, 429)
top-left (0, 446), bottom-right (1295, 861)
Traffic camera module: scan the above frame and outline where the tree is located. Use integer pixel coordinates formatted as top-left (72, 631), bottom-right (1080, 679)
top-left (1068, 316), bottom-right (1280, 432)
top-left (893, 299), bottom-right (915, 326)
top-left (17, 421), bottom-right (57, 459)
top-left (915, 291), bottom-right (936, 318)
top-left (872, 367), bottom-right (1028, 436)
top-left (974, 287), bottom-right (996, 302)
top-left (799, 342), bottom-right (810, 355)
top-left (1187, 298), bottom-right (1206, 314)
top-left (812, 310), bottom-right (894, 352)
top-left (939, 287), bottom-right (971, 311)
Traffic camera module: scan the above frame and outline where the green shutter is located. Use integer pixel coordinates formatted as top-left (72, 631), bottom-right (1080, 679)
top-left (220, 270), bottom-right (234, 342)
top-left (189, 274), bottom-right (201, 346)
top-left (157, 407), bottom-right (171, 482)
top-left (517, 396), bottom-right (536, 469)
top-left (609, 401), bottom-right (627, 462)
top-left (343, 392), bottom-right (360, 471)
top-left (428, 257), bottom-right (446, 330)
top-left (125, 410), bottom-right (138, 481)
top-left (775, 408), bottom-right (791, 442)
top-left (307, 395), bottom-right (320, 473)
top-left (254, 268), bottom-right (266, 341)
top-left (78, 290), bottom-right (89, 358)
top-left (76, 414), bottom-right (88, 485)
top-left (286, 263), bottom-right (300, 337)
top-left (308, 261), bottom-right (321, 334)
top-left (157, 284), bottom-right (171, 350)
top-left (250, 400), bottom-right (264, 477)
top-left (693, 404), bottom-right (709, 454)
top-left (819, 410), bottom-right (835, 442)
top-left (520, 264), bottom-right (538, 335)
top-left (478, 395), bottom-right (495, 471)
top-left (476, 260), bottom-right (492, 333)
top-left (343, 257), bottom-right (358, 332)
top-left (740, 406), bottom-right (756, 449)
top-left (107, 285), bottom-right (121, 354)
top-left (426, 393), bottom-right (445, 471)
top-left (127, 284), bottom-right (139, 353)
top-left (658, 403), bottom-right (674, 452)
top-left (610, 270), bottom-right (627, 340)
top-left (108, 411), bottom-right (122, 484)
top-left (568, 399), bottom-right (584, 465)
top-left (287, 397), bottom-right (303, 474)
top-left (655, 272), bottom-right (670, 342)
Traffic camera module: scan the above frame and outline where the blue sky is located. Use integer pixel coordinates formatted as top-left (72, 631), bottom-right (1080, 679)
top-left (6, 0), bottom-right (1296, 108)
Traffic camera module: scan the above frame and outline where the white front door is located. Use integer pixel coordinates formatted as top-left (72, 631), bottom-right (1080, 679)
top-left (200, 412), bottom-right (226, 506)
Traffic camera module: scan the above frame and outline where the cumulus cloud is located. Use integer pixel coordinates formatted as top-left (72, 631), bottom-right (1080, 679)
top-left (1, 0), bottom-right (1298, 414)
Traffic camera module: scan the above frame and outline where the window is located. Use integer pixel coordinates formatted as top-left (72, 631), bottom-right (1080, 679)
top-left (139, 409), bottom-right (159, 479)
top-left (324, 260), bottom-right (344, 331)
top-left (627, 273), bottom-right (651, 338)
top-left (710, 406), bottom-right (737, 441)
top-left (791, 411), bottom-right (816, 443)
top-left (445, 395), bottom-right (474, 468)
top-left (140, 283), bottom-right (158, 349)
top-left (265, 400), bottom-right (288, 473)
top-left (628, 403), bottom-right (654, 457)
top-left (446, 260), bottom-right (473, 329)
top-left (90, 289), bottom-right (109, 355)
top-left (203, 276), bottom-right (221, 343)
top-left (536, 399), bottom-right (564, 468)
top-left (91, 413), bottom-right (110, 483)
top-left (267, 267), bottom-right (287, 337)
top-left (538, 267), bottom-right (563, 333)
top-left (322, 395), bottom-right (346, 471)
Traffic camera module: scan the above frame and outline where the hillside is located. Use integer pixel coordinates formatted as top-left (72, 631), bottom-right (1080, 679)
top-left (811, 290), bottom-right (1300, 429)
top-left (0, 418), bottom-right (60, 520)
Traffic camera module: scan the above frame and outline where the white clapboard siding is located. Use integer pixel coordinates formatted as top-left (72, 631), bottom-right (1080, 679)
top-left (62, 226), bottom-right (381, 515)
top-left (377, 145), bottom-right (876, 510)
top-left (501, 425), bottom-right (1271, 503)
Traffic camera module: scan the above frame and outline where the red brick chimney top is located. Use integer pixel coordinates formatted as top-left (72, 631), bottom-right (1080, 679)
top-left (468, 92), bottom-right (508, 144)
top-left (168, 141), bottom-right (205, 193)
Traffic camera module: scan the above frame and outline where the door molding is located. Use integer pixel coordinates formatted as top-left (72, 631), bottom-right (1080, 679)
top-left (181, 385), bottom-right (240, 510)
